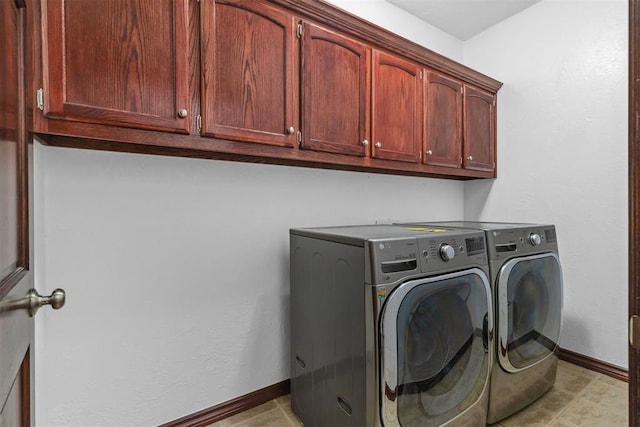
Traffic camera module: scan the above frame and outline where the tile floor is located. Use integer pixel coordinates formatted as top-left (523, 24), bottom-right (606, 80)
top-left (208, 361), bottom-right (627, 427)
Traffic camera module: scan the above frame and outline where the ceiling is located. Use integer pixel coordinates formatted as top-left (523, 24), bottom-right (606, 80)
top-left (386, 0), bottom-right (541, 40)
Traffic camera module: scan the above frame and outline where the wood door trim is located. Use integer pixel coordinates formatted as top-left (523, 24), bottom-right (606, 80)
top-left (631, 0), bottom-right (639, 422)
top-left (158, 380), bottom-right (290, 427)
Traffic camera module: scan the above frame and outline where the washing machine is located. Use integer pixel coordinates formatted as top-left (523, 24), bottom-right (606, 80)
top-left (290, 224), bottom-right (493, 426)
top-left (402, 222), bottom-right (563, 423)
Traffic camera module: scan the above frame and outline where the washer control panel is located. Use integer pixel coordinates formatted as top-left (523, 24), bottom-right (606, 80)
top-left (369, 229), bottom-right (488, 284)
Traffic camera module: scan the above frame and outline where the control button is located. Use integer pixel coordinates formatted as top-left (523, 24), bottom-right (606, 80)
top-left (439, 244), bottom-right (455, 261)
top-left (529, 233), bottom-right (542, 246)
top-left (422, 250), bottom-right (429, 259)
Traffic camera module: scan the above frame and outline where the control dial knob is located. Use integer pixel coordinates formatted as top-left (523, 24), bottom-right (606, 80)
top-left (439, 244), bottom-right (455, 261)
top-left (529, 233), bottom-right (542, 246)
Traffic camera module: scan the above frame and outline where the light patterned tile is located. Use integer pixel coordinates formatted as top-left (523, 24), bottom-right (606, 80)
top-left (500, 409), bottom-right (556, 426)
top-left (579, 377), bottom-right (628, 415)
top-left (594, 373), bottom-right (628, 389)
top-left (278, 394), bottom-right (303, 427)
top-left (234, 407), bottom-right (293, 427)
top-left (275, 395), bottom-right (291, 407)
top-left (525, 387), bottom-right (575, 415)
top-left (557, 360), bottom-right (597, 377)
top-left (554, 363), bottom-right (597, 395)
top-left (548, 419), bottom-right (579, 427)
top-left (218, 401), bottom-right (279, 426)
top-left (552, 396), bottom-right (628, 427)
top-left (211, 364), bottom-right (628, 427)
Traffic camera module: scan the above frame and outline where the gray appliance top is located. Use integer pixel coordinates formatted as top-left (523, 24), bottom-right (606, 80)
top-left (403, 221), bottom-right (551, 231)
top-left (290, 224), bottom-right (470, 246)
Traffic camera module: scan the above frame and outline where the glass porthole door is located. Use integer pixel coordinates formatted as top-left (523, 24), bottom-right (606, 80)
top-left (380, 269), bottom-right (492, 426)
top-left (496, 253), bottom-right (563, 372)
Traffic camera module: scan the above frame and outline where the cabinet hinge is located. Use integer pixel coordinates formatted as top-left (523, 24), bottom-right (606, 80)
top-left (459, 157), bottom-right (463, 166)
top-left (296, 130), bottom-right (302, 146)
top-left (493, 99), bottom-right (496, 107)
top-left (196, 115), bottom-right (202, 132)
top-left (36, 88), bottom-right (44, 111)
top-left (419, 71), bottom-right (423, 80)
top-left (297, 23), bottom-right (303, 39)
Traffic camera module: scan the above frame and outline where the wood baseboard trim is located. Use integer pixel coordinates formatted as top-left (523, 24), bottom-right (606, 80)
top-left (559, 347), bottom-right (629, 383)
top-left (159, 380), bottom-right (291, 427)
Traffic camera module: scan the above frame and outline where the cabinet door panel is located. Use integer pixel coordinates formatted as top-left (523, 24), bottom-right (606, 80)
top-left (372, 51), bottom-right (421, 163)
top-left (42, 0), bottom-right (191, 133)
top-left (202, 0), bottom-right (297, 147)
top-left (301, 23), bottom-right (369, 156)
top-left (424, 71), bottom-right (462, 168)
top-left (463, 85), bottom-right (495, 172)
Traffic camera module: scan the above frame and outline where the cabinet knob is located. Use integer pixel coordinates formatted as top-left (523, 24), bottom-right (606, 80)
top-left (177, 109), bottom-right (188, 118)
top-left (466, 155), bottom-right (473, 161)
top-left (375, 142), bottom-right (382, 148)
top-left (426, 150), bottom-right (433, 156)
top-left (287, 126), bottom-right (296, 135)
top-left (362, 139), bottom-right (369, 146)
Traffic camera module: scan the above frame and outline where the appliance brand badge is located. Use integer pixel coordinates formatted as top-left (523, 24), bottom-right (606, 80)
top-left (377, 288), bottom-right (387, 299)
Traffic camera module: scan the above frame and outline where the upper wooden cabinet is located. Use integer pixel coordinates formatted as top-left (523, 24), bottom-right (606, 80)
top-left (201, 0), bottom-right (297, 147)
top-left (301, 23), bottom-right (370, 157)
top-left (372, 50), bottom-right (422, 163)
top-left (463, 85), bottom-right (496, 172)
top-left (31, 0), bottom-right (502, 179)
top-left (40, 0), bottom-right (191, 133)
top-left (424, 70), bottom-right (463, 169)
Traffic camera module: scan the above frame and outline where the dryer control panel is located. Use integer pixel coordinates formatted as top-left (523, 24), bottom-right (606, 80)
top-left (369, 230), bottom-right (488, 285)
top-left (486, 225), bottom-right (558, 259)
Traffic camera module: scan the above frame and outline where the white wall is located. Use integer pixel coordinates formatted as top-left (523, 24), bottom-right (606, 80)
top-left (463, 0), bottom-right (628, 368)
top-left (326, 0), bottom-right (463, 59)
top-left (33, 3), bottom-right (464, 425)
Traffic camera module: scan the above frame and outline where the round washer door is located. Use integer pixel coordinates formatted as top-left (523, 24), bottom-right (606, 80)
top-left (380, 268), bottom-right (492, 427)
top-left (496, 252), bottom-right (563, 373)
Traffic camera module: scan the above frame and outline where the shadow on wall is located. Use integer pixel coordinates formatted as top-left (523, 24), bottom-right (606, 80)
top-left (560, 313), bottom-right (591, 352)
top-left (463, 180), bottom-right (495, 220)
top-left (236, 248), bottom-right (291, 386)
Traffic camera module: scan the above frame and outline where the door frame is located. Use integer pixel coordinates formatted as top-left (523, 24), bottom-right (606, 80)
top-left (630, 0), bottom-right (639, 424)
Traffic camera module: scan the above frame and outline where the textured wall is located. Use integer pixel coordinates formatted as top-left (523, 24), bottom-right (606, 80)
top-left (463, 0), bottom-right (628, 368)
top-left (32, 3), bottom-right (464, 424)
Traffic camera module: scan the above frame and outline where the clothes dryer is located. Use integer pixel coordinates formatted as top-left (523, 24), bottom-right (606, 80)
top-left (402, 222), bottom-right (563, 423)
top-left (290, 225), bottom-right (493, 426)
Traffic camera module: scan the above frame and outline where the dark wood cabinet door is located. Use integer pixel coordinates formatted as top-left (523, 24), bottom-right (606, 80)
top-left (463, 85), bottom-right (496, 172)
top-left (201, 0), bottom-right (297, 147)
top-left (424, 70), bottom-right (462, 168)
top-left (1, 1), bottom-right (34, 426)
top-left (372, 50), bottom-right (421, 163)
top-left (301, 22), bottom-right (370, 156)
top-left (41, 0), bottom-right (191, 133)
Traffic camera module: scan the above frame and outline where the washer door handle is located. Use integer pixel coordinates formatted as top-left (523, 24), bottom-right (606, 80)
top-left (482, 312), bottom-right (489, 353)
